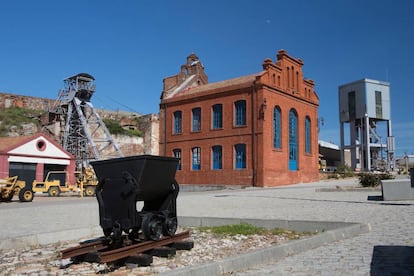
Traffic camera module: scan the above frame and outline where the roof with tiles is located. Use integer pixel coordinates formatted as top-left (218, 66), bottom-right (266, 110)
top-left (0, 136), bottom-right (31, 152)
top-left (172, 72), bottom-right (263, 98)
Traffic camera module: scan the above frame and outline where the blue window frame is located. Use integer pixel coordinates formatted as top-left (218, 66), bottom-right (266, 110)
top-left (173, 149), bottom-right (182, 170)
top-left (289, 109), bottom-right (298, 170)
top-left (192, 147), bottom-right (201, 170)
top-left (235, 100), bottom-right (246, 126)
top-left (305, 116), bottom-right (311, 154)
top-left (212, 104), bottom-right (223, 129)
top-left (235, 144), bottom-right (246, 169)
top-left (273, 106), bottom-right (281, 148)
top-left (173, 111), bottom-right (182, 134)
top-left (192, 107), bottom-right (201, 132)
top-left (212, 145), bottom-right (222, 170)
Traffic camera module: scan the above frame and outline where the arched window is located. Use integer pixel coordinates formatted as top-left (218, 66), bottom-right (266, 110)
top-left (192, 107), bottom-right (201, 132)
top-left (192, 147), bottom-right (201, 170)
top-left (305, 116), bottom-right (311, 154)
top-left (235, 100), bottom-right (246, 126)
top-left (273, 106), bottom-right (281, 149)
top-left (212, 104), bottom-right (223, 129)
top-left (289, 109), bottom-right (298, 170)
top-left (212, 145), bottom-right (222, 170)
top-left (235, 144), bottom-right (246, 169)
top-left (173, 111), bottom-right (182, 134)
top-left (173, 149), bottom-right (182, 170)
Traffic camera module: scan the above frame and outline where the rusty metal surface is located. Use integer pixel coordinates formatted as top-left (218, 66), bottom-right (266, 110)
top-left (61, 238), bottom-right (108, 260)
top-left (60, 231), bottom-right (190, 264)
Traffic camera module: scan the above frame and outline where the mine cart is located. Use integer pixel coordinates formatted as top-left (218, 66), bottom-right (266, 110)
top-left (91, 155), bottom-right (179, 242)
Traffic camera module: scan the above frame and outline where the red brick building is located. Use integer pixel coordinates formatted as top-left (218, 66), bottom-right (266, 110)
top-left (159, 50), bottom-right (319, 187)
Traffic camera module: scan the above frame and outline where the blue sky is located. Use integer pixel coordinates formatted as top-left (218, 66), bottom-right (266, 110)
top-left (1, 0), bottom-right (413, 157)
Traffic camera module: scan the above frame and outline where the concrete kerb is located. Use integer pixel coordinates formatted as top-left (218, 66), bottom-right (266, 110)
top-left (0, 216), bottom-right (370, 275)
top-left (0, 226), bottom-right (102, 250)
top-left (161, 217), bottom-right (371, 276)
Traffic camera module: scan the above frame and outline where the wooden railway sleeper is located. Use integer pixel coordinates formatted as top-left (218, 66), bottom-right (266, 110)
top-left (60, 231), bottom-right (192, 266)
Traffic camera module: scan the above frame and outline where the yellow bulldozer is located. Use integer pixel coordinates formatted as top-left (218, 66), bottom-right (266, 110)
top-left (0, 176), bottom-right (34, 202)
top-left (32, 167), bottom-right (98, 197)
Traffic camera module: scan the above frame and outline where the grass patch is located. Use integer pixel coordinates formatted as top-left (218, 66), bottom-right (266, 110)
top-left (197, 223), bottom-right (310, 239)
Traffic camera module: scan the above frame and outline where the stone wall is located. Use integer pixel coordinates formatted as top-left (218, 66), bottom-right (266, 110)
top-left (0, 92), bottom-right (54, 110)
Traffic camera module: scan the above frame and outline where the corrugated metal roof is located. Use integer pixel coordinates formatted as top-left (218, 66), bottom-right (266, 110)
top-left (319, 140), bottom-right (340, 150)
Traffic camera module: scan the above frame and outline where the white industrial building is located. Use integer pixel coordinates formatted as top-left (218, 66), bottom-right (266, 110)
top-left (339, 79), bottom-right (395, 171)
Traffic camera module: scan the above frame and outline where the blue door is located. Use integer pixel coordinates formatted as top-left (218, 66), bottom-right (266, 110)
top-left (289, 109), bottom-right (298, 170)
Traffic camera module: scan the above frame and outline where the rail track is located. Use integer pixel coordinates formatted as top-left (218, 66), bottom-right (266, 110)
top-left (61, 231), bottom-right (193, 267)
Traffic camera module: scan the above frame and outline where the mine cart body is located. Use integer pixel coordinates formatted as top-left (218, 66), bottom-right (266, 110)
top-left (91, 155), bottom-right (179, 241)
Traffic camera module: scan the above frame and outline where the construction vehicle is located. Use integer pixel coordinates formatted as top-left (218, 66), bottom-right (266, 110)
top-left (0, 176), bottom-right (34, 202)
top-left (319, 157), bottom-right (327, 172)
top-left (32, 168), bottom-right (98, 197)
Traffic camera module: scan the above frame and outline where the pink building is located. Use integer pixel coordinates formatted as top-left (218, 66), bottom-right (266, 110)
top-left (0, 133), bottom-right (76, 185)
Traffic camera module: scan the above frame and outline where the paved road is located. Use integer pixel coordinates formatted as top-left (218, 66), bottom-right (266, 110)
top-left (1, 177), bottom-right (413, 275)
top-left (0, 195), bottom-right (98, 240)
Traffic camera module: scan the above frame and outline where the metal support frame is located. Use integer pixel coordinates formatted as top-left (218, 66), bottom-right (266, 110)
top-left (58, 73), bottom-right (123, 167)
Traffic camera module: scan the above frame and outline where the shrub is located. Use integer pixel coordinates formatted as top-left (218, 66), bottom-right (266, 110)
top-left (126, 128), bottom-right (143, 137)
top-left (103, 118), bottom-right (143, 137)
top-left (358, 172), bottom-right (394, 187)
top-left (103, 118), bottom-right (125, 135)
top-left (327, 173), bottom-right (339, 179)
top-left (337, 164), bottom-right (355, 178)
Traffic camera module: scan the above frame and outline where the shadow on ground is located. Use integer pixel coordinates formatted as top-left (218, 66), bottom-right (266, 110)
top-left (370, 245), bottom-right (414, 275)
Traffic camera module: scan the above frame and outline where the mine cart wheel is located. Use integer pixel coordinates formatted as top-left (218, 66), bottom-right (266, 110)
top-left (48, 186), bottom-right (60, 197)
top-left (163, 215), bottom-right (178, 236)
top-left (142, 214), bottom-right (163, 241)
top-left (18, 188), bottom-right (34, 202)
top-left (103, 228), bottom-right (112, 237)
top-left (128, 228), bottom-right (140, 240)
top-left (84, 186), bottom-right (95, 197)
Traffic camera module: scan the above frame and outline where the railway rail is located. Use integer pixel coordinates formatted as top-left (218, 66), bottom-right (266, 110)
top-left (61, 231), bottom-right (193, 267)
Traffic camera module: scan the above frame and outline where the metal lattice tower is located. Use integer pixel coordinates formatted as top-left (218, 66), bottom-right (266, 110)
top-left (52, 73), bottom-right (123, 166)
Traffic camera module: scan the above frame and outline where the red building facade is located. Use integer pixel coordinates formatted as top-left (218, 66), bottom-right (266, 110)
top-left (159, 50), bottom-right (319, 187)
top-left (0, 133), bottom-right (76, 184)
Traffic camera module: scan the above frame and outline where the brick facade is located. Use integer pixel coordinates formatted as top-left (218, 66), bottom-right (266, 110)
top-left (159, 50), bottom-right (319, 187)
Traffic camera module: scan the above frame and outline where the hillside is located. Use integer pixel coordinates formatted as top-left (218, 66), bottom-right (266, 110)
top-left (0, 107), bottom-right (42, 136)
top-left (0, 105), bottom-right (159, 156)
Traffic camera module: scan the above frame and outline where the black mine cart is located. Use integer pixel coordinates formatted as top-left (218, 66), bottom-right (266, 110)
top-left (91, 155), bottom-right (180, 241)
